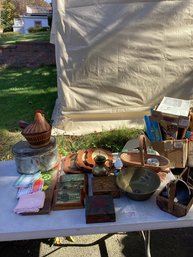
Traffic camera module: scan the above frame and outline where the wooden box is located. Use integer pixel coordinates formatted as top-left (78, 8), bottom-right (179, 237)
top-left (92, 176), bottom-right (120, 198)
top-left (156, 167), bottom-right (193, 217)
top-left (85, 195), bottom-right (116, 224)
top-left (52, 173), bottom-right (88, 210)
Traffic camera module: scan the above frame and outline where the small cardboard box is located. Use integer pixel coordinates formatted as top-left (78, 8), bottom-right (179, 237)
top-left (151, 139), bottom-right (188, 168)
top-left (151, 97), bottom-right (190, 128)
top-left (188, 141), bottom-right (193, 167)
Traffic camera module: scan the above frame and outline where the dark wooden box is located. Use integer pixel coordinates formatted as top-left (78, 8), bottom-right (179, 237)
top-left (92, 176), bottom-right (120, 198)
top-left (85, 195), bottom-right (116, 224)
top-left (156, 167), bottom-right (193, 217)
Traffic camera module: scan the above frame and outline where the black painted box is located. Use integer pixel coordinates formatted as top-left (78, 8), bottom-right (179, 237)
top-left (85, 195), bottom-right (116, 224)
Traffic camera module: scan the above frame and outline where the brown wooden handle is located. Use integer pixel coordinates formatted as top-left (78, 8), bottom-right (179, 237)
top-left (167, 180), bottom-right (177, 212)
top-left (139, 134), bottom-right (148, 166)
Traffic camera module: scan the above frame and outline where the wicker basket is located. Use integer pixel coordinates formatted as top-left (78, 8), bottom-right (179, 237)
top-left (120, 134), bottom-right (170, 172)
top-left (22, 126), bottom-right (52, 148)
top-left (156, 167), bottom-right (193, 217)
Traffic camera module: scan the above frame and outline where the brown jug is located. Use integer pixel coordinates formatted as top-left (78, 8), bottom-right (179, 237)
top-left (92, 155), bottom-right (109, 176)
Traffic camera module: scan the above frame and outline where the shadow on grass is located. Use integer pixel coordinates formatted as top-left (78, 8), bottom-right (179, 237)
top-left (0, 31), bottom-right (50, 45)
top-left (0, 66), bottom-right (57, 131)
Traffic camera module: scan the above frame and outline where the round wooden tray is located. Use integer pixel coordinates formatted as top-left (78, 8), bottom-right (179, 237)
top-left (85, 148), bottom-right (113, 168)
top-left (63, 153), bottom-right (82, 174)
top-left (63, 148), bottom-right (113, 173)
top-left (76, 149), bottom-right (93, 172)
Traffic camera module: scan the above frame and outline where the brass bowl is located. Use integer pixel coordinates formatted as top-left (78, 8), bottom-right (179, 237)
top-left (116, 166), bottom-right (161, 201)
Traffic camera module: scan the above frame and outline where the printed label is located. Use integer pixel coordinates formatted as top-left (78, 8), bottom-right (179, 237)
top-left (179, 119), bottom-right (189, 127)
top-left (173, 141), bottom-right (183, 149)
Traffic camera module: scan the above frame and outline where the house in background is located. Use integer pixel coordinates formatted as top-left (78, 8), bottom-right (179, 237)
top-left (13, 5), bottom-right (52, 34)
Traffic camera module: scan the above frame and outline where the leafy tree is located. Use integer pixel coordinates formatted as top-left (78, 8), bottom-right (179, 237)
top-left (1, 0), bottom-right (16, 32)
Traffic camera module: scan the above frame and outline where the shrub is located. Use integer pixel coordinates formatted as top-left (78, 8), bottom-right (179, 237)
top-left (1, 32), bottom-right (20, 37)
top-left (3, 26), bottom-right (13, 33)
top-left (28, 26), bottom-right (50, 33)
top-left (48, 15), bottom-right (52, 28)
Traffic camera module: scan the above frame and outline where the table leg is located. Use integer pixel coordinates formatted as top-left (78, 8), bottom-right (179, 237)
top-left (141, 230), bottom-right (151, 257)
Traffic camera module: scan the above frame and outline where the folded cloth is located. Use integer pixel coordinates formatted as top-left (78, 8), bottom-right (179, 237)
top-left (17, 186), bottom-right (33, 199)
top-left (14, 191), bottom-right (45, 214)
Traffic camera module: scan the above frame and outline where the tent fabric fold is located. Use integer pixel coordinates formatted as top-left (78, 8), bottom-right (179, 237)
top-left (51, 0), bottom-right (193, 135)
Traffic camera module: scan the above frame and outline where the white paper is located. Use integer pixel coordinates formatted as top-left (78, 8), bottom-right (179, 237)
top-left (157, 97), bottom-right (190, 117)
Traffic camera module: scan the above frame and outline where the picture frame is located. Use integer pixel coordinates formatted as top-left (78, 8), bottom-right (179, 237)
top-left (52, 173), bottom-right (88, 210)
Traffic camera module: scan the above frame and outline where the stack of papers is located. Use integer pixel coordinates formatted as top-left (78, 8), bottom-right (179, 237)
top-left (156, 97), bottom-right (190, 117)
top-left (14, 191), bottom-right (45, 214)
top-left (14, 173), bottom-right (41, 188)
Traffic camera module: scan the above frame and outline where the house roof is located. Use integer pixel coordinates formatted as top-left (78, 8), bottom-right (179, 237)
top-left (26, 5), bottom-right (52, 15)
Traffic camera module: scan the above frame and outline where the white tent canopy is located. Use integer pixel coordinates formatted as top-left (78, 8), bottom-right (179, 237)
top-left (51, 0), bottom-right (193, 135)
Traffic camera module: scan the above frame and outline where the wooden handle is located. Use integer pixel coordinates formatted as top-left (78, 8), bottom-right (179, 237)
top-left (139, 134), bottom-right (148, 166)
top-left (167, 180), bottom-right (177, 212)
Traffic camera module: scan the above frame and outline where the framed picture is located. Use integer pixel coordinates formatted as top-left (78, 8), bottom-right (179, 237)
top-left (52, 173), bottom-right (88, 210)
top-left (56, 180), bottom-right (85, 191)
top-left (53, 188), bottom-right (84, 210)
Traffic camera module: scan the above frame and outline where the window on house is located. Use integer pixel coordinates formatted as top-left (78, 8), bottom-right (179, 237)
top-left (34, 21), bottom-right (42, 27)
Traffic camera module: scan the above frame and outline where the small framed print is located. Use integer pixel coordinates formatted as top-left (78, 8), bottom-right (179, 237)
top-left (52, 174), bottom-right (88, 210)
top-left (56, 180), bottom-right (85, 191)
top-left (52, 188), bottom-right (84, 210)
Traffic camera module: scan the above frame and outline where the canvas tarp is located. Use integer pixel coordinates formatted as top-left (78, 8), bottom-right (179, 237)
top-left (51, 0), bottom-right (193, 135)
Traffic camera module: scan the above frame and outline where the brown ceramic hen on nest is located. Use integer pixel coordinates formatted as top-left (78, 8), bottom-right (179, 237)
top-left (20, 110), bottom-right (52, 148)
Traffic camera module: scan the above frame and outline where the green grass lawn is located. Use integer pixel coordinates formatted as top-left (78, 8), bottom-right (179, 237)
top-left (0, 31), bottom-right (50, 45)
top-left (0, 65), bottom-right (142, 160)
top-left (0, 65), bottom-right (57, 131)
top-left (0, 65), bottom-right (58, 160)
